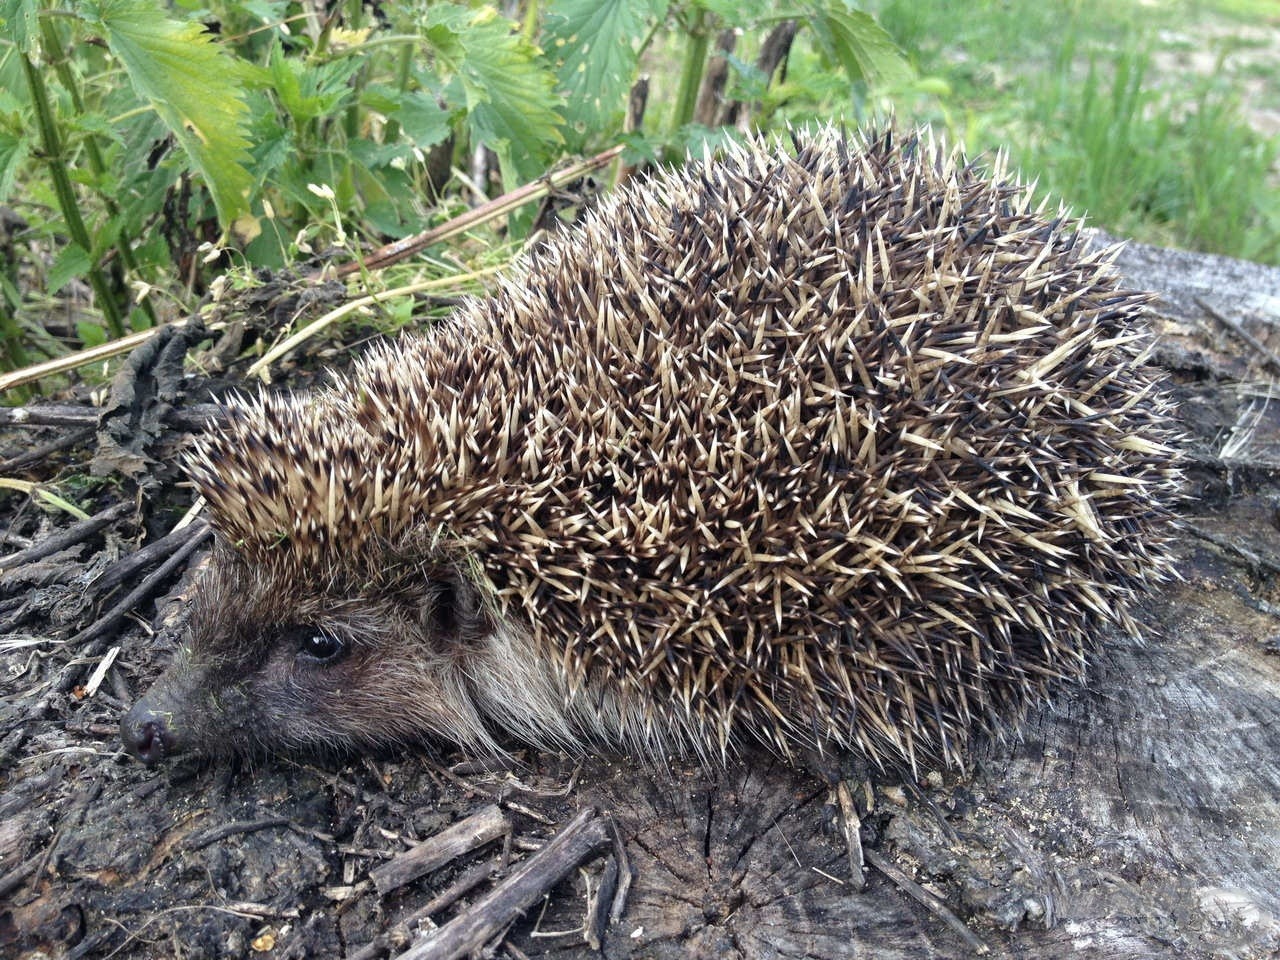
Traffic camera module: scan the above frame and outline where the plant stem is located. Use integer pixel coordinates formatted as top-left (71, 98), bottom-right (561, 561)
top-left (344, 0), bottom-right (365, 141)
top-left (671, 8), bottom-right (711, 135)
top-left (0, 302), bottom-right (33, 385)
top-left (521, 0), bottom-right (540, 43)
top-left (39, 19), bottom-right (157, 326)
top-left (21, 52), bottom-right (126, 338)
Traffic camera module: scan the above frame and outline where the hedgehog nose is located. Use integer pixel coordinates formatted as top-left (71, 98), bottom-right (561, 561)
top-left (120, 704), bottom-right (177, 766)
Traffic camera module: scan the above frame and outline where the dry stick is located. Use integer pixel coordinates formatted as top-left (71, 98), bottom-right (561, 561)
top-left (371, 805), bottom-right (510, 896)
top-left (169, 404), bottom-right (227, 433)
top-left (4, 520), bottom-right (213, 753)
top-left (0, 426), bottom-right (95, 472)
top-left (584, 852), bottom-right (618, 951)
top-left (1196, 296), bottom-right (1280, 376)
top-left (348, 859), bottom-right (501, 960)
top-left (0, 402), bottom-right (220, 432)
top-left (836, 781), bottom-right (867, 892)
top-left (62, 523), bottom-right (212, 654)
top-left (89, 521), bottom-right (208, 596)
top-left (864, 848), bottom-right (989, 956)
top-left (0, 403), bottom-right (99, 427)
top-left (341, 145), bottom-right (625, 277)
top-left (0, 501), bottom-right (133, 572)
top-left (395, 808), bottom-right (611, 960)
top-left (606, 819), bottom-right (632, 925)
top-left (0, 853), bottom-right (41, 900)
top-left (183, 817), bottom-right (293, 853)
top-left (0, 329), bottom-right (170, 394)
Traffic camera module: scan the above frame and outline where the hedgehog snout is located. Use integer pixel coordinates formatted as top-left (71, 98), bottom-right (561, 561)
top-left (121, 699), bottom-right (181, 766)
top-left (121, 653), bottom-right (204, 766)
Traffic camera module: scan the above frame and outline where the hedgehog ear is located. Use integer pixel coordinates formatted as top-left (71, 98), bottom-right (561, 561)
top-left (419, 570), bottom-right (487, 644)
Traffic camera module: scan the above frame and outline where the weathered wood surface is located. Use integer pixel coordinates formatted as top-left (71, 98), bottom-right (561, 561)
top-left (2, 239), bottom-right (1279, 959)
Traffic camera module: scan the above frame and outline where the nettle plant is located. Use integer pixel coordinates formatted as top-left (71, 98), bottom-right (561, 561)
top-left (0, 0), bottom-right (906, 365)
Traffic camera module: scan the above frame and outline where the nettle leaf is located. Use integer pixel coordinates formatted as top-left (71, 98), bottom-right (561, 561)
top-left (423, 3), bottom-right (563, 186)
top-left (391, 91), bottom-right (453, 149)
top-left (48, 242), bottom-right (90, 295)
top-left (544, 0), bottom-right (666, 135)
top-left (0, 0), bottom-right (39, 53)
top-left (267, 41), bottom-right (362, 122)
top-left (803, 5), bottom-right (912, 88)
top-left (84, 0), bottom-right (257, 239)
top-left (0, 130), bottom-right (30, 204)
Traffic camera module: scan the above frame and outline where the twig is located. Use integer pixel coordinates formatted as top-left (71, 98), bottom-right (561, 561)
top-left (0, 325), bottom-right (191, 395)
top-left (63, 522), bottom-right (211, 652)
top-left (347, 859), bottom-right (500, 960)
top-left (0, 501), bottom-right (134, 573)
top-left (836, 780), bottom-right (867, 892)
top-left (371, 804), bottom-right (510, 896)
top-left (606, 819), bottom-right (632, 925)
top-left (341, 146), bottom-right (625, 276)
top-left (864, 848), bottom-right (989, 955)
top-left (0, 851), bottom-right (41, 900)
top-left (183, 817), bottom-right (293, 852)
top-left (0, 403), bottom-right (99, 426)
top-left (0, 426), bottom-right (95, 472)
top-left (89, 521), bottom-right (207, 596)
top-left (2, 518), bottom-right (212, 756)
top-left (585, 852), bottom-right (618, 951)
top-left (394, 807), bottom-right (611, 960)
top-left (1197, 297), bottom-right (1280, 376)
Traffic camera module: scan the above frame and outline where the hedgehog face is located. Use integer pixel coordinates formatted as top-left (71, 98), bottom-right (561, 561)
top-left (119, 541), bottom-right (500, 764)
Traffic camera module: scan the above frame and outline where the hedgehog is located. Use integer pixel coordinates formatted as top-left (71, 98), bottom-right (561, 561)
top-left (120, 127), bottom-right (1181, 775)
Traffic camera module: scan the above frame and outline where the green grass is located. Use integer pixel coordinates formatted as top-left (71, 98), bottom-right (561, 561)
top-left (872, 0), bottom-right (1280, 264)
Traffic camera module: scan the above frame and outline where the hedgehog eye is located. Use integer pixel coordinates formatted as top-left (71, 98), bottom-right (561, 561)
top-left (295, 630), bottom-right (346, 664)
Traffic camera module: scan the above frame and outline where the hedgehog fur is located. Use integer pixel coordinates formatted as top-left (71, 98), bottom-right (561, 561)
top-left (123, 126), bottom-right (1181, 773)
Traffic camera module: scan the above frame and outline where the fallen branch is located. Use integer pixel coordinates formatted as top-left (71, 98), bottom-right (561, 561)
top-left (371, 804), bottom-right (510, 896)
top-left (395, 807), bottom-right (612, 960)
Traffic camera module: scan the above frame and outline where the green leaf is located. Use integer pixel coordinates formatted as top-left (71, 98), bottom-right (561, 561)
top-left (0, 130), bottom-right (30, 203)
top-left (83, 0), bottom-right (257, 238)
top-left (75, 319), bottom-right (109, 348)
top-left (544, 0), bottom-right (666, 134)
top-left (694, 0), bottom-right (770, 21)
top-left (267, 41), bottom-right (361, 123)
top-left (392, 91), bottom-right (452, 149)
top-left (804, 6), bottom-right (912, 88)
top-left (423, 3), bottom-right (563, 186)
top-left (49, 243), bottom-right (91, 295)
top-left (0, 0), bottom-right (39, 53)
